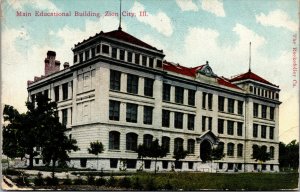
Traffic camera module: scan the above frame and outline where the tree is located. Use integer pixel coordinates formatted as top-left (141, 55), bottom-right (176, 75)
top-left (252, 145), bottom-right (270, 171)
top-left (173, 147), bottom-right (188, 170)
top-left (147, 139), bottom-right (168, 174)
top-left (279, 140), bottom-right (299, 170)
top-left (137, 144), bottom-right (148, 171)
top-left (209, 143), bottom-right (225, 172)
top-left (88, 141), bottom-right (104, 170)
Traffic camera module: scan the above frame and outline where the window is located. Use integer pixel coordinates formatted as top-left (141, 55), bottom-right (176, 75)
top-left (254, 164), bottom-right (257, 170)
top-left (253, 124), bottom-right (258, 137)
top-left (188, 90), bottom-right (195, 106)
top-left (144, 78), bottom-right (154, 97)
top-left (270, 164), bottom-right (274, 171)
top-left (202, 92), bottom-right (207, 109)
top-left (102, 44), bottom-right (109, 54)
top-left (44, 89), bottom-right (49, 99)
top-left (237, 163), bottom-right (242, 170)
top-left (261, 125), bottom-right (266, 138)
top-left (174, 138), bottom-right (183, 152)
top-left (188, 162), bottom-right (194, 169)
top-left (109, 100), bottom-right (120, 121)
top-left (144, 160), bottom-right (151, 169)
top-left (238, 101), bottom-right (243, 115)
top-left (96, 45), bottom-right (101, 53)
top-left (85, 50), bottom-right (90, 60)
top-left (250, 86), bottom-right (253, 92)
top-left (188, 114), bottom-right (195, 130)
top-left (79, 52), bottom-right (83, 62)
top-left (227, 143), bottom-right (234, 156)
top-left (54, 86), bottom-right (59, 102)
top-left (253, 103), bottom-right (259, 117)
top-left (143, 134), bottom-right (153, 148)
top-left (109, 131), bottom-right (120, 150)
top-left (228, 98), bottom-right (234, 113)
top-left (126, 133), bottom-right (138, 151)
top-left (149, 58), bottom-right (154, 68)
top-left (143, 106), bottom-right (153, 125)
top-left (91, 47), bottom-right (95, 58)
top-left (262, 164), bottom-right (266, 171)
top-left (270, 146), bottom-right (275, 159)
top-left (218, 142), bottom-right (224, 154)
top-left (62, 109), bottom-right (68, 126)
top-left (112, 47), bottom-right (117, 58)
top-left (187, 139), bottom-right (195, 154)
top-left (269, 127), bottom-right (274, 139)
top-left (110, 159), bottom-right (118, 168)
top-left (208, 117), bottom-right (212, 130)
top-left (135, 53), bottom-right (140, 64)
top-left (110, 70), bottom-right (121, 91)
top-left (174, 112), bottom-right (183, 129)
top-left (162, 136), bottom-right (170, 153)
top-left (127, 74), bottom-right (139, 94)
top-left (62, 83), bottom-right (68, 100)
top-left (126, 159), bottom-right (137, 169)
top-left (74, 54), bottom-right (78, 63)
top-left (219, 163), bottom-right (223, 170)
top-left (35, 158), bottom-right (39, 165)
top-left (270, 107), bottom-right (275, 120)
top-left (228, 163), bottom-right (233, 170)
top-left (142, 55), bottom-right (147, 66)
top-left (227, 121), bottom-right (234, 135)
top-left (208, 93), bottom-right (213, 110)
top-left (202, 116), bottom-right (206, 131)
top-left (261, 105), bottom-right (267, 118)
top-left (156, 60), bottom-right (162, 68)
top-left (237, 122), bottom-right (243, 136)
top-left (163, 84), bottom-right (171, 101)
top-left (31, 94), bottom-right (35, 105)
top-left (119, 49), bottom-right (125, 61)
top-left (162, 110), bottom-right (170, 127)
top-left (162, 161), bottom-right (168, 169)
top-left (218, 96), bottom-right (225, 112)
top-left (80, 159), bottom-right (87, 167)
top-left (237, 144), bottom-right (243, 157)
top-left (175, 161), bottom-right (182, 169)
top-left (175, 86), bottom-right (184, 104)
top-left (254, 87), bottom-right (257, 94)
top-left (127, 51), bottom-right (133, 62)
top-left (218, 119), bottom-right (224, 134)
top-left (126, 103), bottom-right (138, 123)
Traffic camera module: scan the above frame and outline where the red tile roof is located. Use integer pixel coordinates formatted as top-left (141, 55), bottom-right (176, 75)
top-left (230, 70), bottom-right (277, 87)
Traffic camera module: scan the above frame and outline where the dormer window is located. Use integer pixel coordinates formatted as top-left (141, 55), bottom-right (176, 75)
top-left (102, 44), bottom-right (109, 54)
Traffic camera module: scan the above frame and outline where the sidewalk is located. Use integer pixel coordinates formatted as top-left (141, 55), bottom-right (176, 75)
top-left (2, 176), bottom-right (32, 190)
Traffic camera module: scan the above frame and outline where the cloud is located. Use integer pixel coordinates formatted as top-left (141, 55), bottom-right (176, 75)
top-left (176, 0), bottom-right (198, 11)
top-left (201, 0), bottom-right (225, 17)
top-left (7, 0), bottom-right (60, 11)
top-left (130, 2), bottom-right (173, 36)
top-left (256, 9), bottom-right (297, 32)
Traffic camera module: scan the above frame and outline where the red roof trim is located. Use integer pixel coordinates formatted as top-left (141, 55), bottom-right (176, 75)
top-left (230, 70), bottom-right (277, 87)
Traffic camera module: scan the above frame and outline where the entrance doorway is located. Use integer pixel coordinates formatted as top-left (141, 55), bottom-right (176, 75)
top-left (200, 140), bottom-right (212, 162)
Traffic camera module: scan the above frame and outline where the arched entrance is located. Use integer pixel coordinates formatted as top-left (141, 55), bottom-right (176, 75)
top-left (200, 140), bottom-right (212, 162)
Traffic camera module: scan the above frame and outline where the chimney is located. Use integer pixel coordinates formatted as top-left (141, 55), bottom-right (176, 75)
top-left (44, 50), bottom-right (61, 76)
top-left (63, 62), bottom-right (70, 69)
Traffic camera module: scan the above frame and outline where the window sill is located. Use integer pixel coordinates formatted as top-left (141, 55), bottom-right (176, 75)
top-left (125, 150), bottom-right (137, 153)
top-left (108, 149), bottom-right (121, 152)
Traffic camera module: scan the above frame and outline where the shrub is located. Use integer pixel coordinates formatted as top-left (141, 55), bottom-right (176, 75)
top-left (15, 175), bottom-right (30, 186)
top-left (145, 177), bottom-right (157, 191)
top-left (3, 169), bottom-right (22, 176)
top-left (87, 175), bottom-right (95, 185)
top-left (73, 177), bottom-right (86, 185)
top-left (163, 180), bottom-right (173, 190)
top-left (95, 177), bottom-right (106, 186)
top-left (45, 176), bottom-right (59, 186)
top-left (106, 175), bottom-right (117, 187)
top-left (132, 177), bottom-right (143, 190)
top-left (33, 172), bottom-right (44, 186)
top-left (118, 176), bottom-right (131, 189)
top-left (62, 178), bottom-right (72, 185)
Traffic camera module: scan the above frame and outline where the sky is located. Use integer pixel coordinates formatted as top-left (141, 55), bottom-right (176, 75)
top-left (1, 0), bottom-right (299, 144)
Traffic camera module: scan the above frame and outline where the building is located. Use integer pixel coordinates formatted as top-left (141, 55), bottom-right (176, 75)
top-left (27, 27), bottom-right (281, 172)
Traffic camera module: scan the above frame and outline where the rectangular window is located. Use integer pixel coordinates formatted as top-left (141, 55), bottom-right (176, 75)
top-left (163, 84), bottom-right (171, 101)
top-left (202, 92), bottom-right (207, 109)
top-left (110, 159), bottom-right (118, 168)
top-left (79, 52), bottom-right (83, 62)
top-left (253, 124), bottom-right (258, 137)
top-left (218, 96), bottom-right (225, 112)
top-left (261, 105), bottom-right (267, 118)
top-left (162, 161), bottom-right (168, 169)
top-left (218, 119), bottom-right (224, 134)
top-left (112, 47), bottom-right (117, 59)
top-left (102, 44), bottom-right (109, 54)
top-left (208, 93), bottom-right (213, 110)
top-left (109, 100), bottom-right (120, 121)
top-left (162, 110), bottom-right (170, 127)
top-left (156, 60), bottom-right (162, 68)
top-left (228, 163), bottom-right (233, 170)
top-left (202, 116), bottom-right (206, 131)
top-left (188, 114), bottom-right (195, 130)
top-left (62, 83), bottom-right (68, 100)
top-left (74, 54), bottom-right (78, 63)
top-left (127, 74), bottom-right (139, 94)
top-left (44, 89), bottom-right (49, 99)
top-left (80, 159), bottom-right (87, 168)
top-left (85, 50), bottom-right (90, 60)
top-left (126, 159), bottom-right (137, 169)
top-left (119, 49), bottom-right (125, 61)
top-left (227, 120), bottom-right (234, 135)
top-left (188, 162), bottom-right (194, 169)
top-left (127, 51), bottom-right (133, 62)
top-left (144, 78), bottom-right (154, 97)
top-left (270, 107), bottom-right (275, 120)
top-left (135, 53), bottom-right (140, 64)
top-left (238, 101), bottom-right (243, 115)
top-left (54, 86), bottom-right (59, 102)
top-left (142, 55), bottom-right (147, 66)
top-left (270, 127), bottom-right (274, 139)
top-left (126, 103), bottom-right (138, 123)
top-left (188, 90), bottom-right (195, 106)
top-left (110, 70), bottom-right (121, 91)
top-left (228, 98), bottom-right (234, 113)
top-left (253, 103), bottom-right (259, 117)
top-left (96, 45), bottom-right (101, 53)
top-left (175, 86), bottom-right (184, 104)
top-left (208, 117), bottom-right (212, 130)
top-left (261, 125), bottom-right (266, 138)
top-left (91, 47), bottom-right (95, 58)
top-left (144, 160), bottom-right (151, 169)
top-left (219, 163), bottom-right (223, 170)
top-left (149, 58), bottom-right (154, 68)
top-left (237, 122), bottom-right (243, 136)
top-left (62, 108), bottom-right (68, 126)
top-left (174, 112), bottom-right (183, 129)
top-left (143, 106), bottom-right (153, 125)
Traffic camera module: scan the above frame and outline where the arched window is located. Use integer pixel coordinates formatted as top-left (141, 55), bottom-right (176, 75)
top-left (143, 134), bottom-right (153, 148)
top-left (270, 146), bottom-right (275, 159)
top-left (227, 143), bottom-right (234, 156)
top-left (261, 145), bottom-right (267, 153)
top-left (109, 131), bottom-right (120, 150)
top-left (237, 144), bottom-right (243, 157)
top-left (162, 136), bottom-right (170, 153)
top-left (126, 133), bottom-right (138, 151)
top-left (218, 142), bottom-right (224, 153)
top-left (187, 139), bottom-right (195, 154)
top-left (174, 138), bottom-right (184, 152)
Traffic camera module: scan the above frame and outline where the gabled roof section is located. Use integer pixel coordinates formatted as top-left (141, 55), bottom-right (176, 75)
top-left (198, 130), bottom-right (219, 145)
top-left (230, 70), bottom-right (277, 87)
